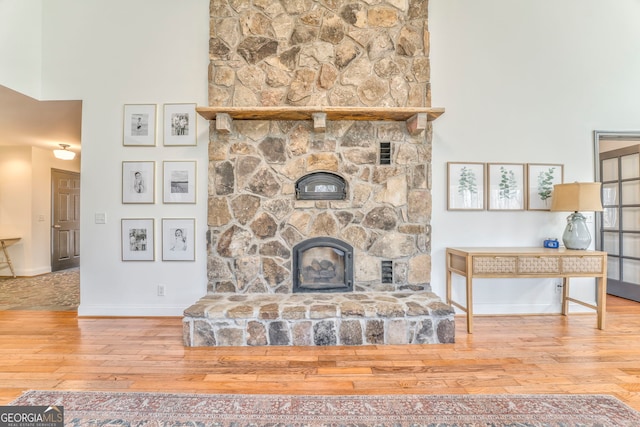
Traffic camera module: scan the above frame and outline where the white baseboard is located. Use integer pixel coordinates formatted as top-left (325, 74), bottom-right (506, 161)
top-left (77, 304), bottom-right (186, 317)
top-left (0, 266), bottom-right (51, 277)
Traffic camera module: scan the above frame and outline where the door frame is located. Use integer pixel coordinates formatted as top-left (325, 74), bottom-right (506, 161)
top-left (593, 130), bottom-right (640, 301)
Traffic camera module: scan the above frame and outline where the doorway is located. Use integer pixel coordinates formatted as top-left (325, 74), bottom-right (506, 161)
top-left (594, 131), bottom-right (640, 302)
top-left (51, 169), bottom-right (80, 271)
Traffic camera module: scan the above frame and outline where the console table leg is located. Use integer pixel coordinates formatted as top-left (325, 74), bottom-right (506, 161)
top-left (446, 269), bottom-right (452, 306)
top-left (561, 277), bottom-right (570, 316)
top-left (597, 276), bottom-right (606, 330)
top-left (1, 241), bottom-right (16, 278)
top-left (466, 276), bottom-right (473, 334)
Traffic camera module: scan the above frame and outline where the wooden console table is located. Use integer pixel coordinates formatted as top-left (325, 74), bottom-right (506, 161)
top-left (0, 237), bottom-right (21, 278)
top-left (445, 247), bottom-right (607, 333)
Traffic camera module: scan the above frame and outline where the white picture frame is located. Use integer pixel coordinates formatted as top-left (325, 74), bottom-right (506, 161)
top-left (163, 161), bottom-right (196, 204)
top-left (122, 161), bottom-right (155, 204)
top-left (488, 163), bottom-right (525, 210)
top-left (123, 104), bottom-right (156, 146)
top-left (447, 162), bottom-right (486, 210)
top-left (121, 218), bottom-right (154, 261)
top-left (162, 218), bottom-right (195, 261)
top-left (164, 103), bottom-right (197, 146)
top-left (526, 163), bottom-right (564, 210)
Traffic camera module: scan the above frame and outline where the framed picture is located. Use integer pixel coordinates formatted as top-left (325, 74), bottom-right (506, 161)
top-left (163, 161), bottom-right (196, 203)
top-left (526, 163), bottom-right (564, 210)
top-left (447, 162), bottom-right (485, 210)
top-left (123, 104), bottom-right (156, 146)
top-left (121, 218), bottom-right (154, 261)
top-left (122, 161), bottom-right (155, 204)
top-left (162, 218), bottom-right (195, 261)
top-left (488, 163), bottom-right (525, 210)
top-left (164, 103), bottom-right (197, 146)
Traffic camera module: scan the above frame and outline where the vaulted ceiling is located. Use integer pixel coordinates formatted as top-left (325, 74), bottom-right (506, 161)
top-left (0, 85), bottom-right (82, 155)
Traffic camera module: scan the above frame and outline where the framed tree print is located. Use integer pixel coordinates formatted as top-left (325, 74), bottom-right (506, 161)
top-left (526, 163), bottom-right (564, 210)
top-left (488, 163), bottom-right (525, 210)
top-left (163, 161), bottom-right (196, 203)
top-left (122, 161), bottom-right (155, 204)
top-left (162, 218), bottom-right (195, 261)
top-left (121, 218), bottom-right (154, 261)
top-left (123, 104), bottom-right (156, 146)
top-left (447, 162), bottom-right (485, 210)
top-left (164, 103), bottom-right (197, 146)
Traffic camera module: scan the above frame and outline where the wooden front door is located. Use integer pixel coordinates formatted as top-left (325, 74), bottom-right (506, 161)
top-left (51, 169), bottom-right (80, 271)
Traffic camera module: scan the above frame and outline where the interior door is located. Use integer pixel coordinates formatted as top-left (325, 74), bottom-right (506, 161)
top-left (595, 133), bottom-right (640, 302)
top-left (51, 169), bottom-right (80, 271)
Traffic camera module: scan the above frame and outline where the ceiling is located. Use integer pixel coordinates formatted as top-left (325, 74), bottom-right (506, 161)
top-left (0, 84), bottom-right (82, 155)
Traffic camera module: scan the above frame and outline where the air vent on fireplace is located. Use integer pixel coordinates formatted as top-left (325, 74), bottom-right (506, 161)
top-left (379, 142), bottom-right (392, 165)
top-left (295, 172), bottom-right (346, 200)
top-left (381, 260), bottom-right (393, 283)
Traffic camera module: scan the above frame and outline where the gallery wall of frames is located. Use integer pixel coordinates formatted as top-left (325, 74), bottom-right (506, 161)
top-left (447, 162), bottom-right (564, 211)
top-left (121, 103), bottom-right (198, 262)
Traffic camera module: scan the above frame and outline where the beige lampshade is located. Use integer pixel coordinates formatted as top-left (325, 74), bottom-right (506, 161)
top-left (550, 182), bottom-right (603, 212)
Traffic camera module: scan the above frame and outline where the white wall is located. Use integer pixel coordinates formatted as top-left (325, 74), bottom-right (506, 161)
top-left (0, 146), bottom-right (78, 276)
top-left (8, 0), bottom-right (638, 315)
top-left (0, 147), bottom-right (31, 275)
top-left (0, 0), bottom-right (42, 98)
top-left (430, 0), bottom-right (640, 313)
top-left (38, 0), bottom-right (210, 315)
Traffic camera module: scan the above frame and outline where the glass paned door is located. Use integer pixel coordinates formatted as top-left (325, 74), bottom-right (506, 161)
top-left (597, 141), bottom-right (640, 302)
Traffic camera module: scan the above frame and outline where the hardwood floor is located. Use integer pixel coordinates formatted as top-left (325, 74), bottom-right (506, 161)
top-left (1, 295), bottom-right (639, 411)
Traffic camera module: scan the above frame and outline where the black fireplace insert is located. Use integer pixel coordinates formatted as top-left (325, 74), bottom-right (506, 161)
top-left (292, 237), bottom-right (353, 293)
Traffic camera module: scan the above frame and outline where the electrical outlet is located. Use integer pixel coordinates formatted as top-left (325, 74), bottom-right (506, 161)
top-left (157, 284), bottom-right (165, 296)
top-left (554, 281), bottom-right (563, 294)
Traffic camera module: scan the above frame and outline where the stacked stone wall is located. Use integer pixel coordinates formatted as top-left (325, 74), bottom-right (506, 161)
top-left (208, 119), bottom-right (432, 293)
top-left (209, 0), bottom-right (431, 108)
top-left (207, 0), bottom-right (434, 294)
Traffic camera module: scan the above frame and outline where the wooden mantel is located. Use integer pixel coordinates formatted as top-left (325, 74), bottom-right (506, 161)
top-left (196, 106), bottom-right (445, 135)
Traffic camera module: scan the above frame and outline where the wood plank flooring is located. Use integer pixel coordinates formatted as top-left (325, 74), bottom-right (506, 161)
top-left (1, 295), bottom-right (639, 411)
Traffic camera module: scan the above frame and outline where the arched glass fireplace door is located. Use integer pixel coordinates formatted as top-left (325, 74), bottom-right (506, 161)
top-left (295, 172), bottom-right (346, 200)
top-left (293, 237), bottom-right (353, 293)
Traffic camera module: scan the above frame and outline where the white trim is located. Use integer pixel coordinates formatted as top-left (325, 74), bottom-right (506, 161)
top-left (77, 304), bottom-right (186, 317)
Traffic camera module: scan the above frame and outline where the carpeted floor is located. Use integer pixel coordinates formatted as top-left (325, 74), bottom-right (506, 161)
top-left (10, 390), bottom-right (640, 426)
top-left (0, 268), bottom-right (79, 310)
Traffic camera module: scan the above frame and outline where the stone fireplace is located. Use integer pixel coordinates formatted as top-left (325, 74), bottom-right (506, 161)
top-left (182, 0), bottom-right (454, 346)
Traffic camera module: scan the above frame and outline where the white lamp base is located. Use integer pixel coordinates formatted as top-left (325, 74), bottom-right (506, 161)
top-left (562, 212), bottom-right (591, 250)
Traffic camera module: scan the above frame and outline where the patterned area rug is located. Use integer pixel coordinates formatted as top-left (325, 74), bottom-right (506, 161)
top-left (10, 390), bottom-right (640, 426)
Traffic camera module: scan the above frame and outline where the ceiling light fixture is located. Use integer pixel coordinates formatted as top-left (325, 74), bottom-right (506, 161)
top-left (53, 144), bottom-right (76, 160)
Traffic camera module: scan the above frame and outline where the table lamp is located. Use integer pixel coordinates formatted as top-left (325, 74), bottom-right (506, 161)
top-left (550, 182), bottom-right (603, 250)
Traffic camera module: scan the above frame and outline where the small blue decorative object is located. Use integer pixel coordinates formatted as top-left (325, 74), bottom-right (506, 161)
top-left (544, 238), bottom-right (559, 249)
